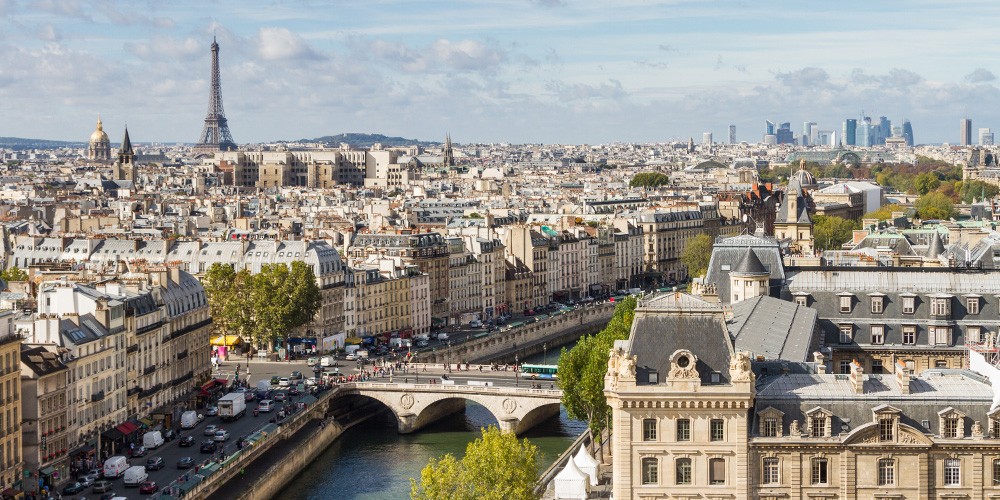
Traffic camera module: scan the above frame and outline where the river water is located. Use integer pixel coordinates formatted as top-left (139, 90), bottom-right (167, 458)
top-left (283, 342), bottom-right (584, 500)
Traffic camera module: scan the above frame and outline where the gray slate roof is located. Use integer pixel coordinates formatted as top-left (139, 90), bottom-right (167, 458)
top-left (704, 233), bottom-right (784, 304)
top-left (728, 295), bottom-right (817, 362)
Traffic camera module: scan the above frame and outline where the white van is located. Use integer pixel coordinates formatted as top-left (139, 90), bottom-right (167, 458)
top-left (413, 333), bottom-right (430, 341)
top-left (320, 356), bottom-right (335, 367)
top-left (437, 333), bottom-right (449, 341)
top-left (142, 430), bottom-right (163, 449)
top-left (103, 456), bottom-right (129, 478)
top-left (123, 465), bottom-right (148, 486)
top-left (180, 410), bottom-right (198, 429)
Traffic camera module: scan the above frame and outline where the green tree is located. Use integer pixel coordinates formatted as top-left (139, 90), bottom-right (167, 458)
top-left (862, 204), bottom-right (905, 221)
top-left (204, 264), bottom-right (257, 344)
top-left (813, 215), bottom-right (859, 251)
top-left (558, 297), bottom-right (637, 433)
top-left (680, 234), bottom-right (713, 278)
top-left (915, 192), bottom-right (955, 220)
top-left (914, 172), bottom-right (941, 195)
top-left (629, 172), bottom-right (670, 188)
top-left (0, 266), bottom-right (28, 282)
top-left (960, 180), bottom-right (1000, 204)
top-left (411, 426), bottom-right (540, 500)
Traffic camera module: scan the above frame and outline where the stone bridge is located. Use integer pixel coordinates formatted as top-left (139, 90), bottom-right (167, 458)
top-left (335, 382), bottom-right (563, 434)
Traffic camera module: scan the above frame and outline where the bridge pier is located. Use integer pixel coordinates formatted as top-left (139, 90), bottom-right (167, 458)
top-left (398, 398), bottom-right (466, 434)
top-left (499, 418), bottom-right (520, 434)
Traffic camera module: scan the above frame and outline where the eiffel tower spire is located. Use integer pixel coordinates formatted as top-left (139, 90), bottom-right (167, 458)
top-left (195, 37), bottom-right (236, 153)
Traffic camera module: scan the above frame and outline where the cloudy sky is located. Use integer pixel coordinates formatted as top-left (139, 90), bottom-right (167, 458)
top-left (1, 0), bottom-right (999, 145)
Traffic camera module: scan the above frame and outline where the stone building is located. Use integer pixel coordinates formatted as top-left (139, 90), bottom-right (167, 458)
top-left (348, 232), bottom-right (450, 321)
top-left (87, 116), bottom-right (111, 162)
top-left (19, 344), bottom-right (69, 492)
top-left (0, 319), bottom-right (22, 491)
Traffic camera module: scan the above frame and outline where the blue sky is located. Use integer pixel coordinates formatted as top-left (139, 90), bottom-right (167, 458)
top-left (1, 0), bottom-right (999, 145)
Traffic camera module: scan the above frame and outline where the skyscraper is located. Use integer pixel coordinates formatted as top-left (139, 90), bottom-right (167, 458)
top-left (728, 125), bottom-right (736, 144)
top-left (902, 120), bottom-right (914, 146)
top-left (802, 122), bottom-right (816, 146)
top-left (855, 117), bottom-right (873, 147)
top-left (980, 128), bottom-right (994, 146)
top-left (877, 116), bottom-right (891, 145)
top-left (843, 119), bottom-right (857, 146)
top-left (776, 122), bottom-right (794, 144)
top-left (703, 132), bottom-right (713, 145)
top-left (962, 119), bottom-right (973, 146)
top-left (765, 120), bottom-right (775, 136)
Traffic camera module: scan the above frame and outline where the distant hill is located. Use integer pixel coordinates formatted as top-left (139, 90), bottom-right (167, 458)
top-left (291, 133), bottom-right (439, 148)
top-left (0, 137), bottom-right (85, 149)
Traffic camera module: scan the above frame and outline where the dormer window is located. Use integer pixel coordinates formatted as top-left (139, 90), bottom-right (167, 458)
top-left (939, 407), bottom-right (966, 439)
top-left (806, 407), bottom-right (833, 438)
top-left (989, 409), bottom-right (1000, 438)
top-left (839, 294), bottom-right (853, 313)
top-left (901, 294), bottom-right (916, 314)
top-left (758, 407), bottom-right (784, 438)
top-left (966, 296), bottom-right (981, 315)
top-left (871, 295), bottom-right (884, 314)
top-left (930, 296), bottom-right (951, 317)
top-left (793, 293), bottom-right (808, 307)
top-left (873, 405), bottom-right (901, 442)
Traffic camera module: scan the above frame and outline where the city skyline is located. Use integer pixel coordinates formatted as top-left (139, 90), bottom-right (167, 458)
top-left (2, 1), bottom-right (1000, 145)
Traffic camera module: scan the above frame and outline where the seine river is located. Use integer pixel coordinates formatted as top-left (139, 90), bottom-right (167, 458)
top-left (283, 344), bottom-right (584, 500)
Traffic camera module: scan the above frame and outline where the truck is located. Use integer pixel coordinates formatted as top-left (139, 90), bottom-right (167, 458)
top-left (122, 465), bottom-right (148, 487)
top-left (320, 355), bottom-right (335, 367)
top-left (104, 456), bottom-right (128, 478)
top-left (142, 430), bottom-right (163, 449)
top-left (180, 410), bottom-right (198, 429)
top-left (355, 349), bottom-right (369, 359)
top-left (217, 392), bottom-right (246, 421)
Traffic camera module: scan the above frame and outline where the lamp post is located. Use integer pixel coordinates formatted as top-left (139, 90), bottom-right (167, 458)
top-left (514, 342), bottom-right (519, 387)
top-left (543, 342), bottom-right (547, 365)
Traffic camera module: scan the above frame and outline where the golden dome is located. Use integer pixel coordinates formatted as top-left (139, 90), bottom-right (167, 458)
top-left (89, 116), bottom-right (109, 144)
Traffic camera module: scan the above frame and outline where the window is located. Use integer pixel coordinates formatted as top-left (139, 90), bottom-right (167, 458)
top-left (839, 360), bottom-right (851, 374)
top-left (871, 296), bottom-right (884, 314)
top-left (643, 419), bottom-right (657, 441)
top-left (676, 458), bottom-right (692, 485)
top-left (968, 326), bottom-right (982, 344)
top-left (810, 416), bottom-right (827, 437)
top-left (902, 296), bottom-right (915, 314)
top-left (944, 417), bottom-right (960, 438)
top-left (878, 458), bottom-right (895, 485)
top-left (709, 458), bottom-right (725, 485)
top-left (676, 419), bottom-right (691, 441)
top-left (641, 457), bottom-right (658, 485)
top-left (762, 418), bottom-right (779, 437)
top-left (871, 325), bottom-right (885, 345)
top-left (967, 297), bottom-right (980, 315)
top-left (933, 327), bottom-right (952, 346)
top-left (762, 458), bottom-right (779, 484)
top-left (811, 458), bottom-right (828, 485)
top-left (879, 418), bottom-right (894, 441)
top-left (839, 295), bottom-right (852, 313)
top-left (839, 324), bottom-right (853, 344)
top-left (931, 297), bottom-right (950, 317)
top-left (993, 459), bottom-right (1000, 485)
top-left (944, 458), bottom-right (961, 486)
top-left (992, 417), bottom-right (1000, 439)
top-left (903, 326), bottom-right (917, 345)
top-left (936, 360), bottom-right (949, 368)
top-left (711, 419), bottom-right (725, 441)
top-left (795, 295), bottom-right (807, 307)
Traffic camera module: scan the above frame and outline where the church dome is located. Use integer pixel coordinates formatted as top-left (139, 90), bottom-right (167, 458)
top-left (792, 159), bottom-right (816, 187)
top-left (88, 116), bottom-right (112, 162)
top-left (90, 117), bottom-right (109, 144)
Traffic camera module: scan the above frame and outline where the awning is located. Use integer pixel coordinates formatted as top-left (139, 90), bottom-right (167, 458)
top-left (344, 337), bottom-right (363, 345)
top-left (211, 335), bottom-right (243, 347)
top-left (102, 427), bottom-right (124, 441)
top-left (39, 466), bottom-right (55, 476)
top-left (287, 337), bottom-right (316, 345)
top-left (70, 444), bottom-right (94, 456)
top-left (139, 417), bottom-right (154, 427)
top-left (116, 422), bottom-right (137, 435)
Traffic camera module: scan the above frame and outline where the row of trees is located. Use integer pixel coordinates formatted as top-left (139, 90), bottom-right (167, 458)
top-left (629, 172), bottom-right (670, 188)
top-left (203, 261), bottom-right (322, 351)
top-left (557, 296), bottom-right (638, 434)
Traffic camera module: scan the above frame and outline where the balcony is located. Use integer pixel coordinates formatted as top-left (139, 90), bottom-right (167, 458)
top-left (127, 386), bottom-right (141, 397)
top-left (169, 319), bottom-right (212, 340)
top-left (176, 350), bottom-right (189, 360)
top-left (136, 320), bottom-right (165, 336)
top-left (90, 391), bottom-right (105, 402)
top-left (173, 371), bottom-right (194, 385)
top-left (126, 344), bottom-right (138, 354)
top-left (143, 365), bottom-right (156, 376)
top-left (139, 383), bottom-right (162, 399)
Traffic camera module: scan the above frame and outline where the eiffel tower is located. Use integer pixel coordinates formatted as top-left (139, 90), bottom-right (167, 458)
top-left (194, 37), bottom-right (237, 153)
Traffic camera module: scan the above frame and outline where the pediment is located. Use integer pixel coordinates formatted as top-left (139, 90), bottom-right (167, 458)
top-left (843, 422), bottom-right (933, 446)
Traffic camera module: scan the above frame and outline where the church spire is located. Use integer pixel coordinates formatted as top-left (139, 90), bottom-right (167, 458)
top-left (443, 132), bottom-right (455, 167)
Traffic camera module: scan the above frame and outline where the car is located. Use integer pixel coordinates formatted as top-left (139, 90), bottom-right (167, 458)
top-left (290, 371), bottom-right (303, 380)
top-left (258, 400), bottom-right (273, 412)
top-left (177, 456), bottom-right (194, 469)
top-left (273, 391), bottom-right (286, 402)
top-left (145, 456), bottom-right (164, 470)
top-left (200, 440), bottom-right (217, 453)
top-left (80, 472), bottom-right (100, 486)
top-left (139, 481), bottom-right (159, 494)
top-left (288, 386), bottom-right (300, 396)
top-left (304, 378), bottom-right (317, 386)
top-left (278, 377), bottom-right (290, 387)
top-left (99, 492), bottom-right (118, 500)
top-left (130, 446), bottom-right (147, 457)
top-left (416, 340), bottom-right (429, 348)
top-left (178, 435), bottom-right (195, 447)
top-left (244, 391), bottom-right (256, 402)
top-left (203, 424), bottom-right (219, 436)
top-left (214, 429), bottom-right (230, 442)
top-left (306, 357), bottom-right (318, 366)
top-left (270, 376), bottom-right (280, 385)
top-left (345, 353), bottom-right (357, 361)
top-left (163, 429), bottom-right (177, 441)
top-left (92, 480), bottom-right (113, 493)
top-left (63, 482), bottom-right (86, 495)
top-left (205, 405), bottom-right (218, 416)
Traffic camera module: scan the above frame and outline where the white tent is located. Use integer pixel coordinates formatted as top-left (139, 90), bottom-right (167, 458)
top-left (573, 445), bottom-right (599, 486)
top-left (554, 455), bottom-right (590, 499)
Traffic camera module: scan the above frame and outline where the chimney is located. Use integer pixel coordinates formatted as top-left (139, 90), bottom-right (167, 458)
top-left (849, 360), bottom-right (865, 394)
top-left (895, 360), bottom-right (910, 395)
top-left (813, 351), bottom-right (827, 374)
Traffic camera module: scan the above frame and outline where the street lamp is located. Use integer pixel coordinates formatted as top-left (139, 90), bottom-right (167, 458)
top-left (514, 342), bottom-right (519, 387)
top-left (543, 342), bottom-right (547, 365)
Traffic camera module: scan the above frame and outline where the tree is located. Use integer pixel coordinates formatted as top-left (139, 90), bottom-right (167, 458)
top-left (914, 172), bottom-right (941, 195)
top-left (680, 234), bottom-right (713, 278)
top-left (629, 172), bottom-right (670, 188)
top-left (960, 180), bottom-right (1000, 204)
top-left (813, 215), bottom-right (859, 251)
top-left (558, 297), bottom-right (637, 433)
top-left (411, 426), bottom-right (540, 500)
top-left (862, 204), bottom-right (905, 221)
top-left (915, 192), bottom-right (955, 220)
top-left (0, 266), bottom-right (28, 282)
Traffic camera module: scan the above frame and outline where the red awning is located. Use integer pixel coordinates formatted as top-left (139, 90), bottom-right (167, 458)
top-left (200, 380), bottom-right (217, 392)
top-left (116, 422), bottom-right (138, 435)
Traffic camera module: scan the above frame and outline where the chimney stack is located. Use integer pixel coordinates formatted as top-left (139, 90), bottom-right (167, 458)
top-left (813, 351), bottom-right (827, 374)
top-left (895, 360), bottom-right (910, 395)
top-left (850, 360), bottom-right (865, 394)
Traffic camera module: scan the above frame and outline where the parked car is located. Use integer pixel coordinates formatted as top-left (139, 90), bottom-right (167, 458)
top-left (205, 405), bottom-right (218, 416)
top-left (200, 440), bottom-right (217, 453)
top-left (214, 429), bottom-right (230, 442)
top-left (244, 391), bottom-right (256, 402)
top-left (290, 371), bottom-right (303, 380)
top-left (288, 386), bottom-right (300, 396)
top-left (416, 340), bottom-right (429, 348)
top-left (203, 424), bottom-right (219, 436)
top-left (98, 493), bottom-right (117, 500)
top-left (345, 353), bottom-right (357, 361)
top-left (270, 376), bottom-right (280, 385)
top-left (177, 456), bottom-right (193, 469)
top-left (130, 446), bottom-right (147, 458)
top-left (80, 472), bottom-right (100, 486)
top-left (178, 436), bottom-right (195, 447)
top-left (63, 482), bottom-right (86, 495)
top-left (145, 456), bottom-right (164, 471)
top-left (91, 480), bottom-right (113, 494)
top-left (139, 481), bottom-right (159, 494)
top-left (306, 357), bottom-right (318, 366)
top-left (163, 429), bottom-right (176, 441)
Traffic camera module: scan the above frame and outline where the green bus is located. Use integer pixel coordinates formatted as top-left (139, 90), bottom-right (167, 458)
top-left (521, 364), bottom-right (558, 379)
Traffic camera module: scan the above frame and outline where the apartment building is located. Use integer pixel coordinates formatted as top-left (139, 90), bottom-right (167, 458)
top-left (0, 319), bottom-right (22, 491)
top-left (20, 344), bottom-right (69, 493)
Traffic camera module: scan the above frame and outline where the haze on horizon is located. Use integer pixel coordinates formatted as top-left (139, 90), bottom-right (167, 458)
top-left (1, 0), bottom-right (998, 146)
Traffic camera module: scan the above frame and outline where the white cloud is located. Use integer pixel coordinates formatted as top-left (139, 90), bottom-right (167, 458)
top-left (37, 24), bottom-right (60, 42)
top-left (255, 27), bottom-right (323, 61)
top-left (359, 37), bottom-right (507, 74)
top-left (966, 68), bottom-right (996, 83)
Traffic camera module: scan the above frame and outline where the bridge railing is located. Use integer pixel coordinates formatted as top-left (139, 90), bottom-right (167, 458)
top-left (341, 381), bottom-right (562, 397)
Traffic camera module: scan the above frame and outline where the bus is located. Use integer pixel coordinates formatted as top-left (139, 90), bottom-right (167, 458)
top-left (521, 364), bottom-right (558, 379)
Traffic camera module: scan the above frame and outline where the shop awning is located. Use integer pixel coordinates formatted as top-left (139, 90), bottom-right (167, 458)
top-left (287, 337), bottom-right (316, 345)
top-left (139, 417), bottom-right (154, 427)
top-left (116, 422), bottom-right (138, 435)
top-left (211, 335), bottom-right (243, 347)
top-left (344, 337), bottom-right (363, 345)
top-left (102, 427), bottom-right (124, 441)
top-left (39, 466), bottom-right (55, 476)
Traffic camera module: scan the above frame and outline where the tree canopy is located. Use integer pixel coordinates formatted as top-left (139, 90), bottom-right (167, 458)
top-left (558, 296), bottom-right (637, 434)
top-left (680, 234), bottom-right (713, 279)
top-left (0, 266), bottom-right (28, 282)
top-left (813, 215), bottom-right (860, 251)
top-left (410, 426), bottom-right (540, 500)
top-left (959, 180), bottom-right (1000, 204)
top-left (914, 192), bottom-right (955, 220)
top-left (629, 172), bottom-right (670, 188)
top-left (203, 261), bottom-right (322, 350)
top-left (862, 204), bottom-right (905, 221)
